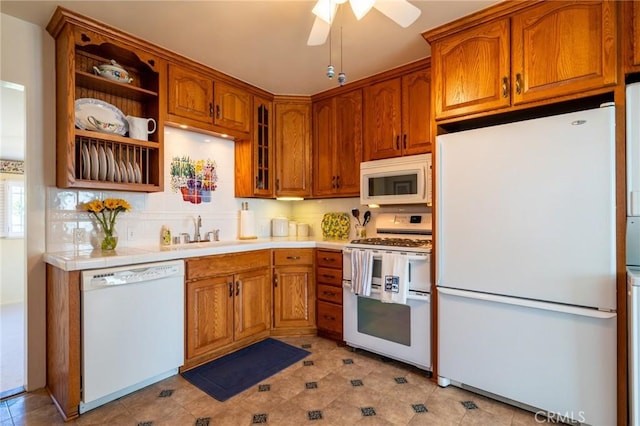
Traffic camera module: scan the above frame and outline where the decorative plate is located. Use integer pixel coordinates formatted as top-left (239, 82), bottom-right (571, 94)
top-left (74, 98), bottom-right (128, 136)
top-left (321, 212), bottom-right (351, 240)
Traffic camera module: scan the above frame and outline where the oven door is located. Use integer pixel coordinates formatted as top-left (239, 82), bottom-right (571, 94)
top-left (342, 285), bottom-right (431, 371)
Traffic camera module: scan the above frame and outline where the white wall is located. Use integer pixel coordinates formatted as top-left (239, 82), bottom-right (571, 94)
top-left (1, 13), bottom-right (56, 391)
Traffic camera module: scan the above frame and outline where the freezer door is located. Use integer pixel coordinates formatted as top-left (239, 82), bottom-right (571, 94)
top-left (436, 107), bottom-right (616, 310)
top-left (438, 288), bottom-right (616, 425)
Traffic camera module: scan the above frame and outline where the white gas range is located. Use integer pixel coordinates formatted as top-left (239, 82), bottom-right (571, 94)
top-left (342, 213), bottom-right (432, 372)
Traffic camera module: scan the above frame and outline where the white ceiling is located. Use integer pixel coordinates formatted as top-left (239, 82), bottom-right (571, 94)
top-left (0, 0), bottom-right (499, 95)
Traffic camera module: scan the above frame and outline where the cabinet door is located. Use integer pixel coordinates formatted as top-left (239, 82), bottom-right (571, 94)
top-left (214, 81), bottom-right (251, 133)
top-left (312, 98), bottom-right (336, 197)
top-left (511, 1), bottom-right (617, 104)
top-left (186, 275), bottom-right (234, 359)
top-left (167, 64), bottom-right (214, 124)
top-left (273, 266), bottom-right (315, 328)
top-left (253, 96), bottom-right (274, 197)
top-left (401, 69), bottom-right (431, 155)
top-left (334, 90), bottom-right (362, 195)
top-left (275, 101), bottom-right (311, 197)
top-left (234, 268), bottom-right (271, 340)
top-left (431, 18), bottom-right (511, 120)
top-left (363, 78), bottom-right (402, 160)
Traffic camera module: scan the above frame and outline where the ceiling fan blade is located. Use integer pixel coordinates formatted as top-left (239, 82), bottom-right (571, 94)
top-left (307, 16), bottom-right (331, 46)
top-left (312, 0), bottom-right (338, 23)
top-left (350, 0), bottom-right (375, 20)
top-left (373, 0), bottom-right (421, 28)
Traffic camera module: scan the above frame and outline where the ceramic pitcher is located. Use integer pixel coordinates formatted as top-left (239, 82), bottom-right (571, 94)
top-left (126, 116), bottom-right (156, 141)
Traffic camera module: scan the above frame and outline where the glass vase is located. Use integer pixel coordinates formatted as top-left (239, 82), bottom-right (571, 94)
top-left (95, 226), bottom-right (118, 251)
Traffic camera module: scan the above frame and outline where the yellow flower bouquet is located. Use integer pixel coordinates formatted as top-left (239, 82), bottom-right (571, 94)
top-left (83, 198), bottom-right (131, 250)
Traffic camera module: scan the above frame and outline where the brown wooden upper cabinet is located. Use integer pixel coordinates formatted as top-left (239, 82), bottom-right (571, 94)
top-left (624, 0), bottom-right (640, 74)
top-left (363, 68), bottom-right (431, 161)
top-left (312, 89), bottom-right (362, 197)
top-left (274, 97), bottom-right (312, 198)
top-left (425, 0), bottom-right (617, 121)
top-left (47, 7), bottom-right (164, 193)
top-left (167, 63), bottom-right (251, 136)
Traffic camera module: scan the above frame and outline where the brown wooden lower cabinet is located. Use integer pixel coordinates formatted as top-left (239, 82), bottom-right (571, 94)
top-left (184, 250), bottom-right (271, 370)
top-left (272, 248), bottom-right (316, 335)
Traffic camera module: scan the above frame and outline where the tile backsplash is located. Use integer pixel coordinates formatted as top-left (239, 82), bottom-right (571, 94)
top-left (45, 127), bottom-right (428, 253)
top-left (46, 128), bottom-right (424, 252)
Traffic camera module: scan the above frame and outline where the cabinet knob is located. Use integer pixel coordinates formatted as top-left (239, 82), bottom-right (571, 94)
top-left (332, 175), bottom-right (336, 189)
top-left (336, 175), bottom-right (340, 189)
top-left (403, 134), bottom-right (407, 149)
top-left (395, 135), bottom-right (400, 150)
top-left (515, 73), bottom-right (522, 95)
top-left (274, 275), bottom-right (278, 287)
top-left (209, 102), bottom-right (213, 117)
top-left (228, 282), bottom-right (233, 298)
top-left (216, 104), bottom-right (221, 119)
top-left (502, 77), bottom-right (509, 98)
top-left (235, 280), bottom-right (240, 296)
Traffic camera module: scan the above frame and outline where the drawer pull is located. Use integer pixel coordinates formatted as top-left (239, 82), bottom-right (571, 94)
top-left (502, 76), bottom-right (508, 98)
top-left (235, 280), bottom-right (241, 296)
top-left (322, 274), bottom-right (335, 279)
top-left (286, 256), bottom-right (301, 260)
top-left (323, 314), bottom-right (336, 321)
top-left (228, 282), bottom-right (233, 298)
top-left (321, 257), bottom-right (336, 262)
top-left (322, 291), bottom-right (336, 296)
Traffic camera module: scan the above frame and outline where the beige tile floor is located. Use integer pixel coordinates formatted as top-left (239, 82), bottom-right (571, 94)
top-left (0, 336), bottom-right (550, 425)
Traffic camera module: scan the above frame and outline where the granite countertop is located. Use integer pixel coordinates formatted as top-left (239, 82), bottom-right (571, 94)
top-left (43, 237), bottom-right (349, 271)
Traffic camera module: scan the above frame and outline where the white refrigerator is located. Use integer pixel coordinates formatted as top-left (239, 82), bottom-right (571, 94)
top-left (436, 106), bottom-right (617, 425)
top-left (627, 82), bottom-right (640, 426)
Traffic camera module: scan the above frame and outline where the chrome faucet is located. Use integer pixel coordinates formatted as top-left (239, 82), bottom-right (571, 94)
top-left (194, 215), bottom-right (202, 242)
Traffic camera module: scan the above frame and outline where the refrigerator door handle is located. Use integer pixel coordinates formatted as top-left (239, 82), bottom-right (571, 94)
top-left (437, 287), bottom-right (616, 319)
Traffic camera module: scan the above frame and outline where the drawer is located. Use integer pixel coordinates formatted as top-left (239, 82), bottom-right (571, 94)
top-left (317, 301), bottom-right (343, 334)
top-left (273, 248), bottom-right (314, 266)
top-left (316, 250), bottom-right (342, 268)
top-left (316, 267), bottom-right (342, 286)
top-left (186, 250), bottom-right (270, 280)
top-left (317, 284), bottom-right (343, 304)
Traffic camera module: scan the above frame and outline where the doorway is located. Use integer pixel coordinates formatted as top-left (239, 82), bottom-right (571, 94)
top-left (0, 80), bottom-right (26, 398)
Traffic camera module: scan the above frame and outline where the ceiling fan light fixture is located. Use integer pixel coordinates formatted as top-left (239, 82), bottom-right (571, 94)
top-left (350, 0), bottom-right (375, 20)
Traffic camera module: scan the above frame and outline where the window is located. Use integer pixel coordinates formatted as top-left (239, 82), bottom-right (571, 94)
top-left (0, 180), bottom-right (25, 238)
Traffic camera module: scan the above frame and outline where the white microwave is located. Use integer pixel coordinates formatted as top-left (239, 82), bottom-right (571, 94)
top-left (360, 154), bottom-right (432, 206)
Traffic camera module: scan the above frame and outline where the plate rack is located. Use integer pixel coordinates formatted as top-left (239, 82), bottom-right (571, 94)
top-left (75, 134), bottom-right (158, 186)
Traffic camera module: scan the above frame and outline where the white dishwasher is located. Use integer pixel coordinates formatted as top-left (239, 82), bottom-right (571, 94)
top-left (80, 260), bottom-right (184, 414)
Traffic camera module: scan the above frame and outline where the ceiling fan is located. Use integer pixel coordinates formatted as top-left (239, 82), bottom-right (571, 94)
top-left (307, 0), bottom-right (422, 46)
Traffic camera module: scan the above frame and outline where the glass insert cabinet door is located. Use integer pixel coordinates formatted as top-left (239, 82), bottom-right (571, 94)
top-left (254, 98), bottom-right (272, 196)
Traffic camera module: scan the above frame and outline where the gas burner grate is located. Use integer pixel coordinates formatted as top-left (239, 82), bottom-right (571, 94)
top-left (350, 237), bottom-right (432, 248)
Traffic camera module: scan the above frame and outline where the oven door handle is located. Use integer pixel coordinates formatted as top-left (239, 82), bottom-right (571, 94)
top-left (343, 247), bottom-right (429, 261)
